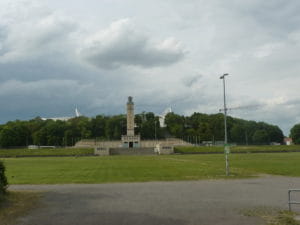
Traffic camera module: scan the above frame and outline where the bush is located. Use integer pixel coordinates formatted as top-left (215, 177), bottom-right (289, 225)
top-left (290, 124), bottom-right (300, 144)
top-left (0, 161), bottom-right (8, 196)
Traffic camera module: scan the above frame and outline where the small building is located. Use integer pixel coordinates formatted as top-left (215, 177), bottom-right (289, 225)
top-left (28, 145), bottom-right (39, 149)
top-left (284, 137), bottom-right (293, 145)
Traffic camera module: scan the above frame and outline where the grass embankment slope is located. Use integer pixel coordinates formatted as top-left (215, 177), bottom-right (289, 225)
top-left (175, 145), bottom-right (300, 154)
top-left (1, 145), bottom-right (299, 157)
top-left (0, 192), bottom-right (41, 225)
top-left (3, 152), bottom-right (300, 184)
top-left (0, 148), bottom-right (93, 157)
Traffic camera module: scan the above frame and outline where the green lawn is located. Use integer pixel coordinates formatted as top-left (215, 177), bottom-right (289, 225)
top-left (175, 145), bottom-right (300, 154)
top-left (1, 145), bottom-right (299, 157)
top-left (0, 191), bottom-right (41, 225)
top-left (2, 152), bottom-right (300, 184)
top-left (0, 148), bottom-right (94, 157)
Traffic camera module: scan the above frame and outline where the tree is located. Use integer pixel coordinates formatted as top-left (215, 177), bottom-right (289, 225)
top-left (135, 112), bottom-right (161, 139)
top-left (0, 161), bottom-right (8, 196)
top-left (91, 115), bottom-right (106, 138)
top-left (0, 111), bottom-right (285, 147)
top-left (165, 113), bottom-right (185, 138)
top-left (252, 130), bottom-right (269, 144)
top-left (104, 115), bottom-right (125, 140)
top-left (198, 122), bottom-right (212, 141)
top-left (230, 124), bottom-right (245, 144)
top-left (210, 113), bottom-right (225, 142)
top-left (33, 128), bottom-right (48, 146)
top-left (267, 125), bottom-right (284, 143)
top-left (290, 124), bottom-right (300, 144)
top-left (0, 127), bottom-right (16, 147)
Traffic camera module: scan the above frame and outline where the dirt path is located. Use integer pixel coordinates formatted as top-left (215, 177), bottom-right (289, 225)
top-left (9, 176), bottom-right (300, 225)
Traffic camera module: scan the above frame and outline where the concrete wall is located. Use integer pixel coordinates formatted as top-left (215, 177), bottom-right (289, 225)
top-left (94, 147), bottom-right (110, 156)
top-left (159, 146), bottom-right (174, 155)
top-left (140, 138), bottom-right (192, 148)
top-left (94, 145), bottom-right (174, 156)
top-left (76, 140), bottom-right (122, 148)
top-left (76, 138), bottom-right (192, 148)
top-left (109, 148), bottom-right (155, 155)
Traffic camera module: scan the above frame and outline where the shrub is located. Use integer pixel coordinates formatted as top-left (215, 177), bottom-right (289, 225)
top-left (290, 124), bottom-right (300, 144)
top-left (0, 161), bottom-right (8, 197)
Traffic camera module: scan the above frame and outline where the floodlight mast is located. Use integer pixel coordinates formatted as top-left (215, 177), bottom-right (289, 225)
top-left (220, 73), bottom-right (229, 176)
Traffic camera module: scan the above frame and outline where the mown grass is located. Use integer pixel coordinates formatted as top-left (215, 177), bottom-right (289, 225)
top-left (242, 206), bottom-right (300, 225)
top-left (2, 152), bottom-right (300, 184)
top-left (174, 145), bottom-right (300, 154)
top-left (0, 191), bottom-right (41, 225)
top-left (0, 148), bottom-right (94, 157)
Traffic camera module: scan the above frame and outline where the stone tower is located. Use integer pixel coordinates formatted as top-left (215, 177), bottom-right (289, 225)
top-left (121, 96), bottom-right (140, 148)
top-left (126, 96), bottom-right (135, 136)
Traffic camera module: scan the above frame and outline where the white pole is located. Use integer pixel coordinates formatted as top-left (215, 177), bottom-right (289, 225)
top-left (220, 73), bottom-right (229, 176)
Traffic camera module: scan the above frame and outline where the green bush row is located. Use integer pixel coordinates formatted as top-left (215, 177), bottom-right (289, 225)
top-left (0, 148), bottom-right (94, 157)
top-left (174, 145), bottom-right (300, 154)
top-left (0, 161), bottom-right (8, 198)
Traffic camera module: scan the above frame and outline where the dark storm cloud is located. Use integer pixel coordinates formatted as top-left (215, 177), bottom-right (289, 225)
top-left (0, 0), bottom-right (299, 136)
top-left (79, 19), bottom-right (185, 69)
top-left (234, 1), bottom-right (300, 34)
top-left (182, 74), bottom-right (203, 87)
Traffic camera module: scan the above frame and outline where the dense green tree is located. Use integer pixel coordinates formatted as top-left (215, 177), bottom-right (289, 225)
top-left (210, 113), bottom-right (225, 142)
top-left (91, 115), bottom-right (106, 137)
top-left (135, 112), bottom-right (161, 139)
top-left (0, 161), bottom-right (8, 196)
top-left (0, 121), bottom-right (31, 147)
top-left (290, 124), bottom-right (300, 144)
top-left (230, 124), bottom-right (245, 144)
top-left (252, 130), bottom-right (269, 144)
top-left (0, 127), bottom-right (17, 147)
top-left (165, 113), bottom-right (185, 138)
top-left (104, 115), bottom-right (125, 140)
top-left (266, 125), bottom-right (284, 143)
top-left (0, 111), bottom-right (285, 147)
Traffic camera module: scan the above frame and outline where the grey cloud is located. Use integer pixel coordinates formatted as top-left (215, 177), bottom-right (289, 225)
top-left (0, 6), bottom-right (77, 63)
top-left (234, 1), bottom-right (300, 34)
top-left (0, 58), bottom-right (93, 83)
top-left (0, 0), bottom-right (299, 137)
top-left (0, 79), bottom-right (88, 121)
top-left (232, 102), bottom-right (299, 136)
top-left (79, 19), bottom-right (185, 69)
top-left (0, 78), bottom-right (116, 122)
top-left (182, 74), bottom-right (203, 87)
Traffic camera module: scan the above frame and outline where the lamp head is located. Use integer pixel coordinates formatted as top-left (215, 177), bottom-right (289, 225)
top-left (220, 73), bottom-right (229, 79)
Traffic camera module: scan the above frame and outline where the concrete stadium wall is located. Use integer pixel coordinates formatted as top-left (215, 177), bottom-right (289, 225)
top-left (76, 140), bottom-right (122, 148)
top-left (76, 138), bottom-right (191, 148)
top-left (94, 147), bottom-right (110, 156)
top-left (109, 148), bottom-right (155, 155)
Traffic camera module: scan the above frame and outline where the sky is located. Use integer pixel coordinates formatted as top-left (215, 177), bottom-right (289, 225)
top-left (0, 0), bottom-right (300, 136)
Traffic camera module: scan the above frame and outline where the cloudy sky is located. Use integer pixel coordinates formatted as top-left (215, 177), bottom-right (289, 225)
top-left (0, 0), bottom-right (300, 135)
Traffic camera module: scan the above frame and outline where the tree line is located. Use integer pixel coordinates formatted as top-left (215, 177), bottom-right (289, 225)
top-left (164, 112), bottom-right (284, 145)
top-left (0, 112), bottom-right (288, 148)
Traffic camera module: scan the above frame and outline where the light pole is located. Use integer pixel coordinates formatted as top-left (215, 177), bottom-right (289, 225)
top-left (220, 73), bottom-right (229, 176)
top-left (154, 120), bottom-right (157, 141)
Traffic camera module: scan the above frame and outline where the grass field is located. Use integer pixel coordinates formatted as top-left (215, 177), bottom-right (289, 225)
top-left (0, 191), bottom-right (41, 225)
top-left (241, 207), bottom-right (300, 225)
top-left (2, 152), bottom-right (300, 184)
top-left (0, 148), bottom-right (94, 157)
top-left (1, 145), bottom-right (299, 158)
top-left (174, 145), bottom-right (300, 154)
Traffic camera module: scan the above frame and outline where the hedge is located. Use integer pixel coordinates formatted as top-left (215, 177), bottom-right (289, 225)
top-left (0, 161), bottom-right (8, 197)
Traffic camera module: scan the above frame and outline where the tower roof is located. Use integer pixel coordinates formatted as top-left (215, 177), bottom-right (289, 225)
top-left (128, 96), bottom-right (133, 104)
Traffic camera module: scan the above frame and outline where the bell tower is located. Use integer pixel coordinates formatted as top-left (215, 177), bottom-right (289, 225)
top-left (121, 96), bottom-right (140, 148)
